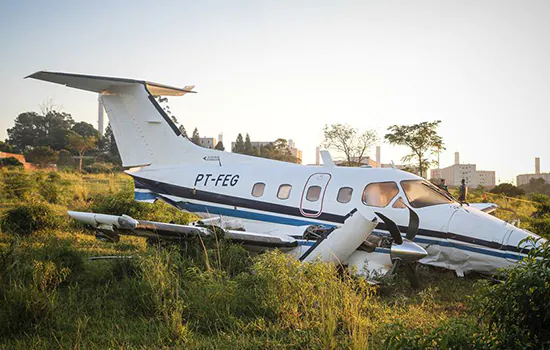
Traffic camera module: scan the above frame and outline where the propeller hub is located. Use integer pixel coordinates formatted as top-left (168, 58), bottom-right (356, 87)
top-left (390, 239), bottom-right (428, 263)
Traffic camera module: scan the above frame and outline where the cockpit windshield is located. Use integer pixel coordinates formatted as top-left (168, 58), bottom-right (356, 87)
top-left (401, 180), bottom-right (455, 208)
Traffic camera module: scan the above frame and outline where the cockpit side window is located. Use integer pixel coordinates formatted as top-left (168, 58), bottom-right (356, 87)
top-left (392, 197), bottom-right (407, 209)
top-left (362, 182), bottom-right (399, 207)
top-left (401, 180), bottom-right (453, 208)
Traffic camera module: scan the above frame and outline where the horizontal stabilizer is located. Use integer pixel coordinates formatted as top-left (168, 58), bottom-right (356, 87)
top-left (27, 71), bottom-right (196, 96)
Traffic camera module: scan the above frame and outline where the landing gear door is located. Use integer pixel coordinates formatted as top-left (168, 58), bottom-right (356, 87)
top-left (300, 173), bottom-right (332, 218)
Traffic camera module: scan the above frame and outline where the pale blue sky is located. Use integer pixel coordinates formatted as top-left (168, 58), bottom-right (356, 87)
top-left (1, 0), bottom-right (549, 183)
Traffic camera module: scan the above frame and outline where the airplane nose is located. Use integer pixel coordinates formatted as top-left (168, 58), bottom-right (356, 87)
top-left (391, 239), bottom-right (428, 263)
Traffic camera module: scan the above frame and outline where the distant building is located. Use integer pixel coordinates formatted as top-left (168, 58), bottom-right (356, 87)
top-left (517, 157), bottom-right (550, 186)
top-left (199, 137), bottom-right (217, 149)
top-left (430, 152), bottom-right (495, 188)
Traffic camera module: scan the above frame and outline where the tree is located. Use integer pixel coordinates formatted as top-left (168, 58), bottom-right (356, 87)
top-left (244, 134), bottom-right (254, 155)
top-left (215, 141), bottom-right (225, 151)
top-left (57, 149), bottom-right (75, 167)
top-left (520, 178), bottom-right (550, 197)
top-left (68, 132), bottom-right (97, 172)
top-left (490, 183), bottom-right (525, 197)
top-left (233, 134), bottom-right (244, 153)
top-left (179, 125), bottom-right (188, 138)
top-left (323, 123), bottom-right (378, 166)
top-left (531, 194), bottom-right (550, 219)
top-left (155, 96), bottom-right (179, 125)
top-left (0, 140), bottom-right (14, 153)
top-left (25, 146), bottom-right (59, 168)
top-left (384, 121), bottom-right (445, 178)
top-left (7, 111), bottom-right (74, 152)
top-left (100, 124), bottom-right (121, 166)
top-left (72, 121), bottom-right (100, 138)
top-left (191, 128), bottom-right (201, 146)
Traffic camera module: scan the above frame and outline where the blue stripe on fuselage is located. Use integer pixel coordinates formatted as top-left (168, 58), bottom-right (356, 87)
top-left (134, 191), bottom-right (526, 261)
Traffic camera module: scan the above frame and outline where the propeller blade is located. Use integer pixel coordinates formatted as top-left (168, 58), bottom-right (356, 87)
top-left (405, 206), bottom-right (419, 241)
top-left (403, 263), bottom-right (421, 290)
top-left (375, 212), bottom-right (403, 245)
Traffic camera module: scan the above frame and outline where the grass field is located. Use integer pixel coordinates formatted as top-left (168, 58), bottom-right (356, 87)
top-left (0, 169), bottom-right (542, 349)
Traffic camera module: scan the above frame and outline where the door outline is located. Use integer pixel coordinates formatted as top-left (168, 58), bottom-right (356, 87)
top-left (299, 173), bottom-right (332, 218)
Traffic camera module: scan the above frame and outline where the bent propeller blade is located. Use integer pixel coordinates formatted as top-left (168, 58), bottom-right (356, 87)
top-left (405, 206), bottom-right (419, 241)
top-left (375, 212), bottom-right (403, 245)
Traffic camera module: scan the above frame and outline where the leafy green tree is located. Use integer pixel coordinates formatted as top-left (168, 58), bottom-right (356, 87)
top-left (521, 178), bottom-right (550, 197)
top-left (215, 141), bottom-right (225, 151)
top-left (24, 146), bottom-right (59, 167)
top-left (323, 123), bottom-right (378, 166)
top-left (490, 183), bottom-right (525, 197)
top-left (244, 134), bottom-right (254, 155)
top-left (57, 149), bottom-right (75, 167)
top-left (0, 140), bottom-right (15, 153)
top-left (72, 121), bottom-right (100, 138)
top-left (68, 132), bottom-right (97, 172)
top-left (532, 194), bottom-right (550, 219)
top-left (384, 121), bottom-right (444, 178)
top-left (191, 128), bottom-right (201, 146)
top-left (233, 134), bottom-right (244, 153)
top-left (100, 124), bottom-right (122, 166)
top-left (155, 96), bottom-right (179, 125)
top-left (7, 111), bottom-right (74, 152)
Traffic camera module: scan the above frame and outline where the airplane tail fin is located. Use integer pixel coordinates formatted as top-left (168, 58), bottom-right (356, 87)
top-left (27, 71), bottom-right (202, 168)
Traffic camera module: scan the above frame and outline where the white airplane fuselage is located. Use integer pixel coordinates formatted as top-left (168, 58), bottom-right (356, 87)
top-left (129, 161), bottom-right (539, 277)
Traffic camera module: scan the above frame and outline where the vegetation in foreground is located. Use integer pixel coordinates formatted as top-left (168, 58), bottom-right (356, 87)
top-left (0, 170), bottom-right (549, 349)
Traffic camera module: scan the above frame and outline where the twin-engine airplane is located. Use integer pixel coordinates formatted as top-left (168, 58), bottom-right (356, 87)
top-left (28, 71), bottom-right (544, 286)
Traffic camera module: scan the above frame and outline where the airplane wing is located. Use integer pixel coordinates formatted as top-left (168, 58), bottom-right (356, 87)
top-left (469, 203), bottom-right (499, 214)
top-left (68, 211), bottom-right (298, 251)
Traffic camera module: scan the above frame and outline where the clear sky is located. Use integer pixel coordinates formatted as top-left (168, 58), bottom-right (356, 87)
top-left (1, 0), bottom-right (549, 183)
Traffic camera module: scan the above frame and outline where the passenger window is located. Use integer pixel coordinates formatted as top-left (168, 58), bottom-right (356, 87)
top-left (392, 197), bottom-right (407, 209)
top-left (251, 183), bottom-right (265, 197)
top-left (362, 182), bottom-right (399, 207)
top-left (306, 186), bottom-right (322, 202)
top-left (277, 184), bottom-right (292, 200)
top-left (337, 187), bottom-right (353, 203)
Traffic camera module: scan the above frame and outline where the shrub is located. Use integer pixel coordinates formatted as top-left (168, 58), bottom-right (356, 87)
top-left (90, 185), bottom-right (195, 224)
top-left (122, 249), bottom-right (189, 340)
top-left (0, 157), bottom-right (23, 167)
top-left (473, 237), bottom-right (550, 348)
top-left (0, 201), bottom-right (62, 236)
top-left (83, 162), bottom-right (117, 174)
top-left (0, 244), bottom-right (70, 337)
top-left (0, 169), bottom-right (35, 199)
top-left (38, 172), bottom-right (67, 204)
top-left (383, 318), bottom-right (491, 349)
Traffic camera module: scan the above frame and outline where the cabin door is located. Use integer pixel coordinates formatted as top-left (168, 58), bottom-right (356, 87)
top-left (300, 173), bottom-right (332, 218)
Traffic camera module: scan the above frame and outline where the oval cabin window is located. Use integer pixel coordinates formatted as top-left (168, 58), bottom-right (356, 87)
top-left (251, 183), bottom-right (265, 197)
top-left (277, 184), bottom-right (292, 200)
top-left (337, 187), bottom-right (353, 203)
top-left (306, 185), bottom-right (322, 202)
